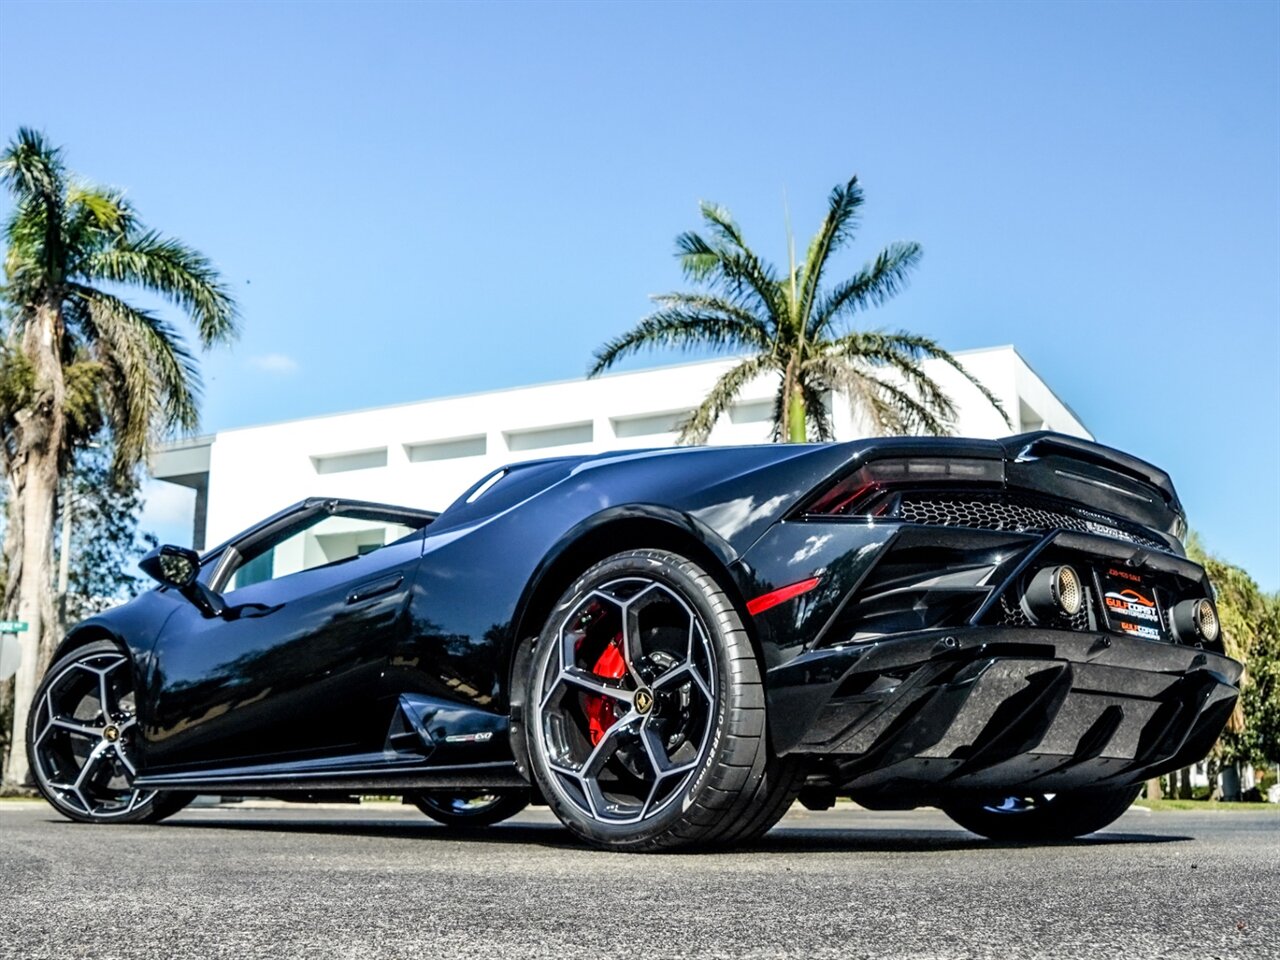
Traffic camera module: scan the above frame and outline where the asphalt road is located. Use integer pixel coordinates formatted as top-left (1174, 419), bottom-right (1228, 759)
top-left (1, 800), bottom-right (1276, 960)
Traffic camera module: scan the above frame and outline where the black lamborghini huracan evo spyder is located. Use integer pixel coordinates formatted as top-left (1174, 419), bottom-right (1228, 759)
top-left (27, 432), bottom-right (1240, 850)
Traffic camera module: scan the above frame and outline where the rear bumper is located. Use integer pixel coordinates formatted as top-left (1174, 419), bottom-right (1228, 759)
top-left (767, 627), bottom-right (1241, 802)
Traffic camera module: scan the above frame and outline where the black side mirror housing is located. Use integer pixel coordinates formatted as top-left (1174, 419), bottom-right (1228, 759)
top-left (140, 544), bottom-right (200, 589)
top-left (140, 545), bottom-right (225, 617)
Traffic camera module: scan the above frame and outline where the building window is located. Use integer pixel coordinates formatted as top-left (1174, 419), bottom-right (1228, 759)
top-left (611, 410), bottom-right (693, 439)
top-left (406, 435), bottom-right (487, 463)
top-left (729, 400), bottom-right (773, 424)
top-left (311, 447), bottom-right (388, 475)
top-left (505, 421), bottom-right (593, 452)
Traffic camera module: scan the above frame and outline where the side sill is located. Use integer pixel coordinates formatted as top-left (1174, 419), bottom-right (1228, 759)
top-left (134, 760), bottom-right (528, 794)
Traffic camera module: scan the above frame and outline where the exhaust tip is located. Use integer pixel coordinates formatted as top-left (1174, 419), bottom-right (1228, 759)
top-left (1172, 597), bottom-right (1219, 645)
top-left (1024, 564), bottom-right (1084, 621)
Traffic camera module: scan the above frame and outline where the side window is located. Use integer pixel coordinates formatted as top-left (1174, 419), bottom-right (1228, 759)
top-left (226, 514), bottom-right (418, 593)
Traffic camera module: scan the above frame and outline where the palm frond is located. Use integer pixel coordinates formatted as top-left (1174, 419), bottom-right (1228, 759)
top-left (675, 227), bottom-right (786, 321)
top-left (676, 354), bottom-right (775, 444)
top-left (805, 354), bottom-right (895, 435)
top-left (0, 128), bottom-right (64, 213)
top-left (820, 330), bottom-right (958, 424)
top-left (64, 186), bottom-right (136, 263)
top-left (84, 230), bottom-right (238, 346)
top-left (590, 306), bottom-right (770, 377)
top-left (864, 374), bottom-right (953, 435)
top-left (69, 284), bottom-right (201, 469)
top-left (648, 291), bottom-right (773, 335)
top-left (808, 241), bottom-right (922, 336)
top-left (61, 355), bottom-right (106, 443)
top-left (805, 353), bottom-right (949, 436)
top-left (1, 128), bottom-right (67, 282)
top-left (835, 329), bottom-right (1009, 428)
top-left (696, 202), bottom-right (750, 252)
top-left (797, 176), bottom-right (864, 329)
top-left (2, 201), bottom-right (49, 301)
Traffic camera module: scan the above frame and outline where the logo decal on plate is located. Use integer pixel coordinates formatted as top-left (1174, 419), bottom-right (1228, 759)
top-left (1118, 621), bottom-right (1163, 641)
top-left (1104, 588), bottom-right (1160, 623)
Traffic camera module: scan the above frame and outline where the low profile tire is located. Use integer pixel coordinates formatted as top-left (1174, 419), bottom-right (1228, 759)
top-left (942, 784), bottom-right (1143, 842)
top-left (526, 549), bottom-right (776, 852)
top-left (409, 790), bottom-right (529, 827)
top-left (27, 640), bottom-right (192, 825)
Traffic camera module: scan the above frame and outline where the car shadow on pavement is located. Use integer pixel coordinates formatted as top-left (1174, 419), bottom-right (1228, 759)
top-left (161, 815), bottom-right (588, 849)
top-left (741, 826), bottom-right (1193, 854)
top-left (155, 814), bottom-right (1192, 854)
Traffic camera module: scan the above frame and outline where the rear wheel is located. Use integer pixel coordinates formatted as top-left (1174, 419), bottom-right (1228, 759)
top-left (526, 549), bottom-right (779, 851)
top-left (27, 640), bottom-right (192, 824)
top-left (409, 790), bottom-right (529, 827)
top-left (942, 784), bottom-right (1142, 841)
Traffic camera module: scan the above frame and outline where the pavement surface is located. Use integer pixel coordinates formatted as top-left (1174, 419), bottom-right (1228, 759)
top-left (0, 800), bottom-right (1276, 959)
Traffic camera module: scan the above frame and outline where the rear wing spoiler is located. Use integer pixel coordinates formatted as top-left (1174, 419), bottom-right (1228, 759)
top-left (1000, 432), bottom-right (1179, 510)
top-left (788, 431), bottom-right (1187, 543)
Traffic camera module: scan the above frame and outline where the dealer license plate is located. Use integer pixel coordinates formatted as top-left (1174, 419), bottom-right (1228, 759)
top-left (1097, 566), bottom-right (1166, 642)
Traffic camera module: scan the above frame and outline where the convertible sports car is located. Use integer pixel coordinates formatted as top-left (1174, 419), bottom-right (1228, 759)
top-left (28, 431), bottom-right (1241, 850)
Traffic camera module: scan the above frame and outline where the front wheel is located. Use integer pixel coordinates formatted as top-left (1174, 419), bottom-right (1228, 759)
top-left (27, 640), bottom-right (192, 824)
top-left (525, 549), bottom-right (778, 852)
top-left (942, 784), bottom-right (1143, 841)
top-left (409, 790), bottom-right (529, 827)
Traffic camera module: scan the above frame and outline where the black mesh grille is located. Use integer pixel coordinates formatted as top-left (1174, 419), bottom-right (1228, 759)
top-left (896, 494), bottom-right (1167, 551)
top-left (997, 591), bottom-right (1090, 632)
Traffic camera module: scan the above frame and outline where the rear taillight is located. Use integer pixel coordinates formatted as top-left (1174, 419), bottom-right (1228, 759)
top-left (805, 457), bottom-right (1004, 516)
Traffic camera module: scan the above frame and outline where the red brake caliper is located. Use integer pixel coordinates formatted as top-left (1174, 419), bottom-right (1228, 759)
top-left (583, 634), bottom-right (626, 746)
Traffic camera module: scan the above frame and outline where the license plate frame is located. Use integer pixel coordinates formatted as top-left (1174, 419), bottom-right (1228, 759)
top-left (1096, 566), bottom-right (1167, 642)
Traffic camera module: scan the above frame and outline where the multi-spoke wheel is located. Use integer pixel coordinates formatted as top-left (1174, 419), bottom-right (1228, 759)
top-left (942, 784), bottom-right (1142, 841)
top-left (526, 549), bottom-right (783, 851)
top-left (28, 640), bottom-right (191, 824)
top-left (409, 789), bottom-right (529, 827)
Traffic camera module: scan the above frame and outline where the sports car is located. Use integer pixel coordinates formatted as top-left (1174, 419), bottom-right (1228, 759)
top-left (27, 431), bottom-right (1241, 850)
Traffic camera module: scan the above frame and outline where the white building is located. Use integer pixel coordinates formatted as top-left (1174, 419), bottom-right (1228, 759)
top-left (150, 345), bottom-right (1088, 550)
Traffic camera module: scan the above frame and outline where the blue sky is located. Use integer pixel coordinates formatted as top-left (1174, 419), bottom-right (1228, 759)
top-left (1, 1), bottom-right (1277, 588)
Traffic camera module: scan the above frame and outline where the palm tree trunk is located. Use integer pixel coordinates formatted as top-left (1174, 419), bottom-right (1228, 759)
top-left (2, 303), bottom-right (65, 788)
top-left (787, 383), bottom-right (807, 442)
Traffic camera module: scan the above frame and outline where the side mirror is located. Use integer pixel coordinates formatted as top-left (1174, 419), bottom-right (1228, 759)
top-left (140, 544), bottom-right (200, 589)
top-left (140, 545), bottom-right (225, 617)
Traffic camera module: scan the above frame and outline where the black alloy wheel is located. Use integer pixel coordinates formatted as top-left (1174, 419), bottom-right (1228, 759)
top-left (942, 784), bottom-right (1143, 841)
top-left (526, 549), bottom-right (790, 851)
top-left (410, 790), bottom-right (529, 827)
top-left (28, 640), bottom-right (191, 824)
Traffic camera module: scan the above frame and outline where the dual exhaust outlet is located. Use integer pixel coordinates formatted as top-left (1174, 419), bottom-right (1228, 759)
top-left (1020, 564), bottom-right (1219, 646)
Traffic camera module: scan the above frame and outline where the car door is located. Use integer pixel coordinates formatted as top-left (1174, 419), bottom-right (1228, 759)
top-left (141, 501), bottom-right (430, 773)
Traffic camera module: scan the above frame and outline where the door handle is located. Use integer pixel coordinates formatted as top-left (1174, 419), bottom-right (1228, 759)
top-left (346, 574), bottom-right (404, 605)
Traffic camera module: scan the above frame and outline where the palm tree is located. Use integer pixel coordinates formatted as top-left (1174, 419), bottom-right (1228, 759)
top-left (0, 128), bottom-right (237, 786)
top-left (590, 175), bottom-right (1007, 443)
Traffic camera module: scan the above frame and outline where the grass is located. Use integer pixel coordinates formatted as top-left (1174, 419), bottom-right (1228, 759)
top-left (1134, 798), bottom-right (1280, 813)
